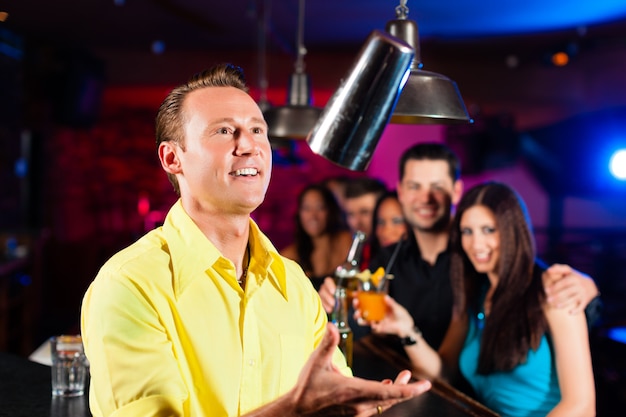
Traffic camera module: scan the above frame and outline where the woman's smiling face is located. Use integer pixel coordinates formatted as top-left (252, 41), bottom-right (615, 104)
top-left (460, 205), bottom-right (500, 279)
top-left (299, 189), bottom-right (329, 238)
top-left (375, 197), bottom-right (406, 248)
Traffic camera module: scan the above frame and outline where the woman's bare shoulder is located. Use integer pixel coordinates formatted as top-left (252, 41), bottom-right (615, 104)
top-left (280, 243), bottom-right (298, 261)
top-left (335, 230), bottom-right (355, 248)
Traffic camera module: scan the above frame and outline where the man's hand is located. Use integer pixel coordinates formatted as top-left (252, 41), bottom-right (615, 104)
top-left (289, 323), bottom-right (431, 416)
top-left (319, 277), bottom-right (337, 314)
top-left (544, 264), bottom-right (599, 314)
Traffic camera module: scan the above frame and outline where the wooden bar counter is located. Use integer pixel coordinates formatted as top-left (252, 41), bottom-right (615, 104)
top-left (352, 334), bottom-right (500, 417)
top-left (0, 334), bottom-right (498, 417)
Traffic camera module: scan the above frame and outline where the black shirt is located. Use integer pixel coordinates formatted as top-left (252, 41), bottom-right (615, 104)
top-left (369, 229), bottom-right (454, 350)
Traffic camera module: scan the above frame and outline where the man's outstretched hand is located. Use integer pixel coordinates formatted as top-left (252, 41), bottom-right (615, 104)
top-left (291, 323), bottom-right (431, 416)
top-left (245, 323), bottom-right (431, 417)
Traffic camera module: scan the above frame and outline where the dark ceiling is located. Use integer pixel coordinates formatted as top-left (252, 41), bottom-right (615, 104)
top-left (4, 0), bottom-right (626, 60)
top-left (2, 0), bottom-right (625, 136)
top-left (2, 1), bottom-right (626, 195)
top-left (2, 0), bottom-right (626, 100)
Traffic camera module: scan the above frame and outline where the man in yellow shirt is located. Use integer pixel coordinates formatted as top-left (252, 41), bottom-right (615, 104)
top-left (81, 63), bottom-right (431, 416)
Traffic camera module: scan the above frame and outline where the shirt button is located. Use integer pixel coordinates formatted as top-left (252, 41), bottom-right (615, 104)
top-left (248, 359), bottom-right (256, 367)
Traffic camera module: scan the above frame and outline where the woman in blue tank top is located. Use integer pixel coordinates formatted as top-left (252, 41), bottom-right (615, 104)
top-left (365, 182), bottom-right (595, 417)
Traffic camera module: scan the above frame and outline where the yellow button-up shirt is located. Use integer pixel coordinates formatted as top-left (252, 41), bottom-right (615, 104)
top-left (81, 200), bottom-right (349, 416)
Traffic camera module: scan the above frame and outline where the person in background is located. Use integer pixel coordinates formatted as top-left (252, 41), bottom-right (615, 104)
top-left (80, 63), bottom-right (430, 417)
top-left (319, 143), bottom-right (600, 350)
top-left (281, 183), bottom-right (353, 290)
top-left (369, 191), bottom-right (408, 260)
top-left (321, 175), bottom-right (352, 214)
top-left (370, 182), bottom-right (595, 417)
top-left (350, 190), bottom-right (409, 342)
top-left (319, 177), bottom-right (387, 341)
top-left (343, 177), bottom-right (388, 269)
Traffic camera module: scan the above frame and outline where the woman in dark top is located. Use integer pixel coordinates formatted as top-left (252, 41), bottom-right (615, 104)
top-left (281, 183), bottom-right (353, 290)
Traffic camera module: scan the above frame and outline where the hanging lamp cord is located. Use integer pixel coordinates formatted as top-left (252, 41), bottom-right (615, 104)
top-left (395, 0), bottom-right (409, 19)
top-left (294, 0), bottom-right (307, 74)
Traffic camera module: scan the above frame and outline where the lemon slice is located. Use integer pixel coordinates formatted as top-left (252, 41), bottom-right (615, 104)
top-left (370, 267), bottom-right (385, 287)
top-left (356, 269), bottom-right (372, 282)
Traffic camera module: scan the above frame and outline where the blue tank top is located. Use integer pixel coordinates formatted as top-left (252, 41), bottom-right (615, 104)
top-left (459, 310), bottom-right (561, 417)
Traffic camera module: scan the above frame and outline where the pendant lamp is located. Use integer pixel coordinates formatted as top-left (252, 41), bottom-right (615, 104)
top-left (263, 0), bottom-right (321, 141)
top-left (387, 0), bottom-right (472, 124)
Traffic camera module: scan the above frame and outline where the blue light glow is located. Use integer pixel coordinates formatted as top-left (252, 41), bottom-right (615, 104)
top-left (607, 327), bottom-right (626, 345)
top-left (418, 0), bottom-right (626, 37)
top-left (14, 158), bottom-right (27, 178)
top-left (609, 149), bottom-right (626, 180)
top-left (151, 40), bottom-right (165, 55)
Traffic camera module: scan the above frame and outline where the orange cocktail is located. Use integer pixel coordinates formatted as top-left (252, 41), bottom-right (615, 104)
top-left (357, 291), bottom-right (386, 322)
top-left (356, 267), bottom-right (390, 322)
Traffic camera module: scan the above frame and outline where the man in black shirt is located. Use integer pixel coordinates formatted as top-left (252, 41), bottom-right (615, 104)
top-left (370, 232), bottom-right (453, 350)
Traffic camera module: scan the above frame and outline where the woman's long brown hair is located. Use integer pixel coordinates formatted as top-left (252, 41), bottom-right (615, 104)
top-left (449, 182), bottom-right (548, 373)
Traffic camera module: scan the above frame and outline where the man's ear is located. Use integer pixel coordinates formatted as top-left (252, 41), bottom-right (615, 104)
top-left (159, 141), bottom-right (182, 175)
top-left (451, 179), bottom-right (464, 206)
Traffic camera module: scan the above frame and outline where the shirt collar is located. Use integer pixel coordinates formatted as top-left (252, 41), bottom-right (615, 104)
top-left (247, 218), bottom-right (289, 299)
top-left (405, 228), bottom-right (451, 267)
top-left (162, 200), bottom-right (288, 299)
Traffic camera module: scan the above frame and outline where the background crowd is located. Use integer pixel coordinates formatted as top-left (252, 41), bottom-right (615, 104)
top-left (280, 143), bottom-right (600, 417)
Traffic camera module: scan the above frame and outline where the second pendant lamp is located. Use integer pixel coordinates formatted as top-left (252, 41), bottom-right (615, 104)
top-left (387, 0), bottom-right (472, 124)
top-left (263, 0), bottom-right (321, 142)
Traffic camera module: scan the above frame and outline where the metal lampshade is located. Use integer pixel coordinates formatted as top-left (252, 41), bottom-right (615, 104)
top-left (386, 7), bottom-right (471, 124)
top-left (306, 30), bottom-right (414, 171)
top-left (262, 0), bottom-right (321, 141)
top-left (263, 72), bottom-right (322, 139)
